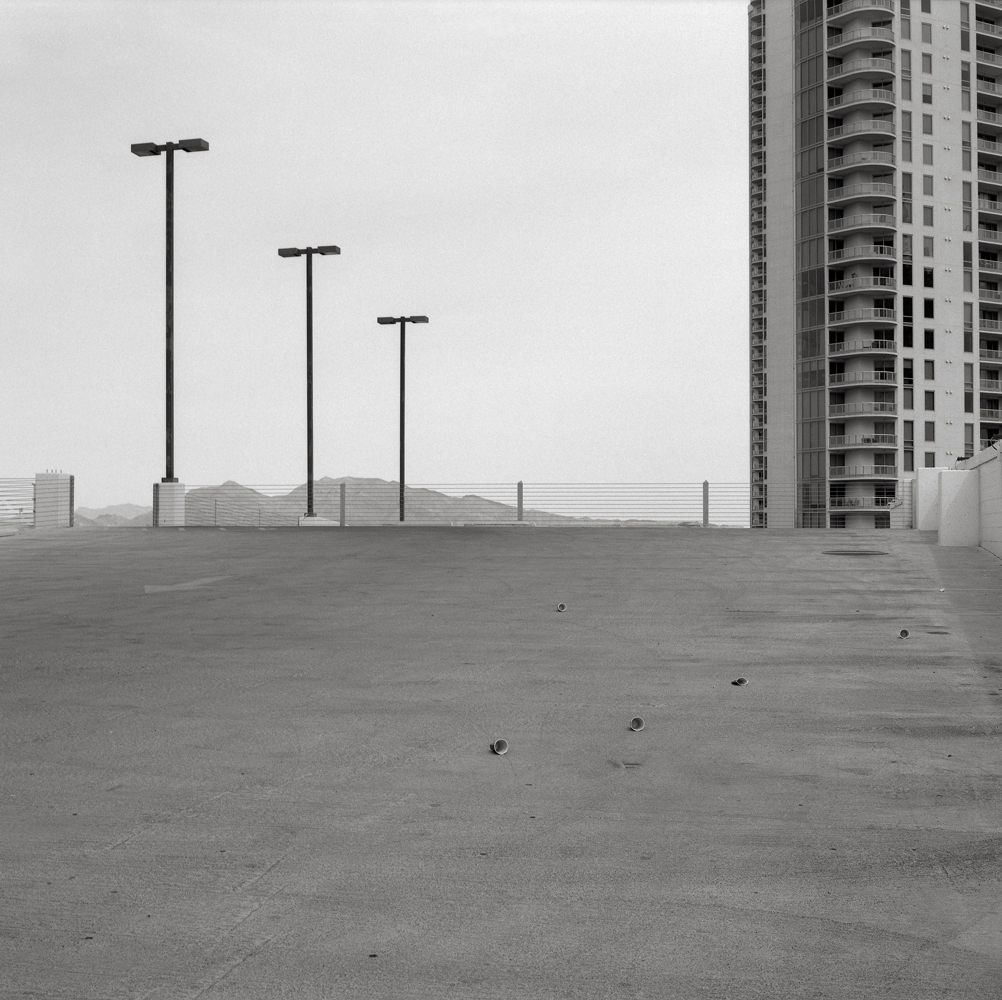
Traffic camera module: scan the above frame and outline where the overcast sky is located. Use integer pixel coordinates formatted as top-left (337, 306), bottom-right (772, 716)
top-left (1, 0), bottom-right (748, 509)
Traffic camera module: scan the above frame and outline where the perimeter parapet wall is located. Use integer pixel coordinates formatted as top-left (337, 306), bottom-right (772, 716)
top-left (916, 448), bottom-right (1002, 557)
top-left (953, 446), bottom-right (1002, 560)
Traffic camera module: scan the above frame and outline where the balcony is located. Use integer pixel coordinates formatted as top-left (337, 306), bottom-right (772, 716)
top-left (829, 434), bottom-right (897, 448)
top-left (827, 58), bottom-right (895, 82)
top-left (826, 0), bottom-right (893, 25)
top-left (981, 407), bottom-right (1002, 419)
top-left (828, 212), bottom-right (896, 233)
top-left (982, 438), bottom-right (1002, 449)
top-left (979, 167), bottom-right (1002, 187)
top-left (828, 277), bottom-right (897, 297)
top-left (979, 197), bottom-right (1002, 216)
top-left (978, 78), bottom-right (1002, 98)
top-left (979, 256), bottom-right (1002, 272)
top-left (829, 401), bottom-right (898, 416)
top-left (829, 338), bottom-right (897, 355)
top-left (980, 286), bottom-right (1002, 302)
top-left (977, 49), bottom-right (1002, 70)
top-left (979, 226), bottom-right (1002, 243)
top-left (829, 496), bottom-right (897, 509)
top-left (827, 88), bottom-right (895, 112)
top-left (827, 120), bottom-right (896, 142)
top-left (978, 107), bottom-right (1002, 131)
top-left (828, 307), bottom-right (897, 327)
top-left (980, 317), bottom-right (1002, 331)
top-left (976, 20), bottom-right (1002, 41)
top-left (980, 378), bottom-right (1002, 392)
top-left (827, 26), bottom-right (895, 54)
top-left (978, 137), bottom-right (1002, 159)
top-left (829, 465), bottom-right (898, 479)
top-left (827, 150), bottom-right (895, 174)
top-left (828, 370), bottom-right (897, 385)
top-left (828, 244), bottom-right (896, 264)
top-left (827, 182), bottom-right (896, 204)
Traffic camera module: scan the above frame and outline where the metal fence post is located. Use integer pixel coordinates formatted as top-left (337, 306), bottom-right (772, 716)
top-left (702, 480), bottom-right (709, 528)
top-left (517, 481), bottom-right (523, 522)
top-left (340, 481), bottom-right (346, 527)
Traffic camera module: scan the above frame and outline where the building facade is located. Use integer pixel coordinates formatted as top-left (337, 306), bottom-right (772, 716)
top-left (750, 0), bottom-right (1002, 528)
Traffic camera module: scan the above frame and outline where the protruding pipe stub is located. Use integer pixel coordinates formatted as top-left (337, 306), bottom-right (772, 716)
top-left (732, 677), bottom-right (748, 686)
top-left (492, 739), bottom-right (508, 755)
top-left (556, 603), bottom-right (567, 612)
top-left (630, 717), bottom-right (645, 732)
top-left (899, 629), bottom-right (909, 639)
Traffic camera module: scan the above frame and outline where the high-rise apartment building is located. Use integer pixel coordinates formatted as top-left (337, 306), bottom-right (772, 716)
top-left (750, 0), bottom-right (1002, 528)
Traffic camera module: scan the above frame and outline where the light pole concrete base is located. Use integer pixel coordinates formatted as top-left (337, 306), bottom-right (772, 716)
top-left (153, 482), bottom-right (185, 527)
top-left (298, 515), bottom-right (340, 527)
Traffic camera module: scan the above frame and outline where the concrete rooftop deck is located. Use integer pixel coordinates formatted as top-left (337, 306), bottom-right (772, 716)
top-left (1, 525), bottom-right (1001, 998)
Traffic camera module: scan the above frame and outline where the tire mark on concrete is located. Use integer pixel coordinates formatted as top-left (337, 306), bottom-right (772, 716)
top-left (183, 934), bottom-right (275, 998)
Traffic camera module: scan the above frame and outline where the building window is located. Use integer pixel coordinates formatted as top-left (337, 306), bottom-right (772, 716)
top-left (923, 175), bottom-right (933, 196)
top-left (923, 144), bottom-right (933, 165)
top-left (921, 22), bottom-right (932, 44)
top-left (924, 360), bottom-right (934, 379)
top-left (925, 452), bottom-right (936, 467)
top-left (924, 300), bottom-right (934, 319)
top-left (905, 450), bottom-right (914, 471)
top-left (921, 54), bottom-right (932, 75)
top-left (925, 390), bottom-right (935, 410)
top-left (923, 267), bottom-right (934, 287)
top-left (923, 236), bottom-right (934, 256)
top-left (922, 115), bottom-right (933, 135)
top-left (925, 420), bottom-right (935, 441)
top-left (923, 205), bottom-right (934, 225)
top-left (875, 512), bottom-right (890, 529)
top-left (830, 513), bottom-right (846, 529)
top-left (903, 326), bottom-right (913, 347)
top-left (965, 424), bottom-right (975, 457)
top-left (903, 202), bottom-right (913, 223)
top-left (924, 327), bottom-right (934, 347)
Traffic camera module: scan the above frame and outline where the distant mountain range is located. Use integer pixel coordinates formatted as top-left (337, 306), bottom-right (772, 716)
top-left (76, 503), bottom-right (153, 527)
top-left (74, 477), bottom-right (721, 527)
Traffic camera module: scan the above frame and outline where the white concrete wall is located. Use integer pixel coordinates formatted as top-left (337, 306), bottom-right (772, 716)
top-left (34, 473), bottom-right (73, 528)
top-left (914, 467), bottom-right (948, 531)
top-left (979, 455), bottom-right (1002, 561)
top-left (938, 471), bottom-right (980, 547)
top-left (934, 446), bottom-right (1002, 558)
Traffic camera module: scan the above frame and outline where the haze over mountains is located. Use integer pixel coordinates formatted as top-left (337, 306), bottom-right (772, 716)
top-left (74, 477), bottom-right (720, 527)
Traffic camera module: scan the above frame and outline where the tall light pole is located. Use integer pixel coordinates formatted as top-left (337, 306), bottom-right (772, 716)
top-left (131, 138), bottom-right (208, 488)
top-left (376, 316), bottom-right (428, 521)
top-left (279, 246), bottom-right (341, 518)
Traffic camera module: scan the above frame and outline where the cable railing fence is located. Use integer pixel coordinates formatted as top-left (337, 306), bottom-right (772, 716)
top-left (178, 481), bottom-right (822, 529)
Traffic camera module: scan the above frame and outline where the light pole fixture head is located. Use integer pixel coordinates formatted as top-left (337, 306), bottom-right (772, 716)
top-left (278, 248), bottom-right (302, 257)
top-left (377, 317), bottom-right (397, 324)
top-left (131, 142), bottom-right (161, 157)
top-left (316, 246), bottom-right (341, 256)
top-left (408, 316), bottom-right (429, 324)
top-left (176, 138), bottom-right (209, 153)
